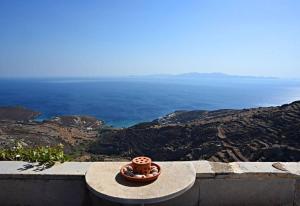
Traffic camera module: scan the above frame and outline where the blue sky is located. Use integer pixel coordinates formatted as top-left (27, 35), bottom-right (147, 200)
top-left (0, 0), bottom-right (299, 78)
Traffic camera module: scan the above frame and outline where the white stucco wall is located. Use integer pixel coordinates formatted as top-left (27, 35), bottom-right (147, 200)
top-left (0, 161), bottom-right (299, 206)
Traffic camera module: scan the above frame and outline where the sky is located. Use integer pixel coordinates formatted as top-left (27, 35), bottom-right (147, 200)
top-left (0, 0), bottom-right (299, 78)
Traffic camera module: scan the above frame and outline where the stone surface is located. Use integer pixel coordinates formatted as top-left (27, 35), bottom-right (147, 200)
top-left (199, 178), bottom-right (295, 206)
top-left (85, 162), bottom-right (196, 205)
top-left (283, 162), bottom-right (300, 176)
top-left (0, 161), bottom-right (91, 179)
top-left (235, 162), bottom-right (286, 173)
top-left (192, 161), bottom-right (215, 178)
top-left (209, 162), bottom-right (233, 176)
top-left (226, 162), bottom-right (292, 178)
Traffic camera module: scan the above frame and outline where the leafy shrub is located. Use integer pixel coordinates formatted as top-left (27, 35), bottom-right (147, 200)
top-left (0, 142), bottom-right (69, 167)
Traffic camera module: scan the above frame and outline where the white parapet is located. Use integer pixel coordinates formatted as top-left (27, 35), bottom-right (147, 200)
top-left (0, 161), bottom-right (299, 206)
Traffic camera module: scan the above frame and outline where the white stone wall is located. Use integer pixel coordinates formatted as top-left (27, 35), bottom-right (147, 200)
top-left (0, 161), bottom-right (92, 206)
top-left (0, 161), bottom-right (299, 206)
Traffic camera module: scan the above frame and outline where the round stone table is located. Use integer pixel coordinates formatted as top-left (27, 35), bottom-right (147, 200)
top-left (85, 162), bottom-right (196, 205)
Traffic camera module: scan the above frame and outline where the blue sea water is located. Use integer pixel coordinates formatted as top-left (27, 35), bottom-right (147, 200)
top-left (0, 76), bottom-right (300, 127)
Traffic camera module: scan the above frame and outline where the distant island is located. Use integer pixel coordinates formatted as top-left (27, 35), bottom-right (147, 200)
top-left (0, 101), bottom-right (299, 162)
top-left (128, 72), bottom-right (279, 80)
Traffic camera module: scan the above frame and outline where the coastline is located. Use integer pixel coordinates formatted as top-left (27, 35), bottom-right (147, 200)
top-left (2, 98), bottom-right (300, 129)
top-left (0, 100), bottom-right (300, 162)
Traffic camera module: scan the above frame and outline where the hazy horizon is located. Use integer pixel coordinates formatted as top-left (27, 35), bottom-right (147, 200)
top-left (1, 0), bottom-right (299, 78)
top-left (0, 72), bottom-right (292, 79)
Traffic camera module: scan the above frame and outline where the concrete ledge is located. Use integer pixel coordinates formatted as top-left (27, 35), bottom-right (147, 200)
top-left (1, 161), bottom-right (298, 180)
top-left (193, 161), bottom-right (300, 179)
top-left (0, 161), bottom-right (91, 179)
top-left (0, 161), bottom-right (299, 206)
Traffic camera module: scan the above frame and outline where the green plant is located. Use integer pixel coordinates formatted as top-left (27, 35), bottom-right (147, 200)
top-left (0, 142), bottom-right (69, 167)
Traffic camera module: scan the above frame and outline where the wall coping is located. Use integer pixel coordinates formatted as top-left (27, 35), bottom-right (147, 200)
top-left (0, 161), bottom-right (299, 180)
top-left (0, 161), bottom-right (91, 179)
top-left (191, 161), bottom-right (300, 179)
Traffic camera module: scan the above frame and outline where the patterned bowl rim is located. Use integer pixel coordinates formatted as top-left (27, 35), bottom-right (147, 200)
top-left (120, 162), bottom-right (161, 182)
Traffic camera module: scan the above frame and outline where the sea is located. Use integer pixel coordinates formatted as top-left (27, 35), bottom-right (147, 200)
top-left (1, 74), bottom-right (300, 128)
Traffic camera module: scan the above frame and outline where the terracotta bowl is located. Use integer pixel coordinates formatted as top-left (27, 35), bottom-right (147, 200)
top-left (120, 162), bottom-right (161, 183)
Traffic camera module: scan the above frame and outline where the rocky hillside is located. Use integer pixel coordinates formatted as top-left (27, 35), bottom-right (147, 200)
top-left (1, 102), bottom-right (300, 162)
top-left (0, 107), bottom-right (103, 160)
top-left (90, 101), bottom-right (300, 162)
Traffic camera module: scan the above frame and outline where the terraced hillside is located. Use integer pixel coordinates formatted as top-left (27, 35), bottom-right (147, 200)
top-left (91, 101), bottom-right (300, 162)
